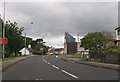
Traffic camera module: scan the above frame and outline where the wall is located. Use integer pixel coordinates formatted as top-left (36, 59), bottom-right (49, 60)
top-left (64, 43), bottom-right (67, 54)
top-left (64, 42), bottom-right (77, 54)
top-left (105, 54), bottom-right (119, 64)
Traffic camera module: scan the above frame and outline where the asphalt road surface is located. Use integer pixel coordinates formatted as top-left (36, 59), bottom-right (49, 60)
top-left (2, 55), bottom-right (118, 80)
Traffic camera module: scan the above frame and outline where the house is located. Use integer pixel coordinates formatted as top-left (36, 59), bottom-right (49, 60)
top-left (48, 46), bottom-right (54, 55)
top-left (19, 47), bottom-right (31, 56)
top-left (64, 32), bottom-right (77, 54)
top-left (115, 27), bottom-right (120, 46)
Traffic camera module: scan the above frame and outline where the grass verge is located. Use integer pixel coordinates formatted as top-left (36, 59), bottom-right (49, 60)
top-left (65, 55), bottom-right (81, 58)
top-left (2, 55), bottom-right (31, 61)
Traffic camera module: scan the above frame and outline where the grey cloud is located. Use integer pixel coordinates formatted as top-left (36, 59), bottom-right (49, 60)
top-left (2, 2), bottom-right (118, 47)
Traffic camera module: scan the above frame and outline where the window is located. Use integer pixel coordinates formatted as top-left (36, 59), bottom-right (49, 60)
top-left (118, 30), bottom-right (120, 35)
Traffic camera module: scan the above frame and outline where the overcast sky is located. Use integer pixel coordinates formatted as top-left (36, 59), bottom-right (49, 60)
top-left (0, 2), bottom-right (118, 48)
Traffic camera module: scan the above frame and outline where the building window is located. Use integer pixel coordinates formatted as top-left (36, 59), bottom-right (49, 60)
top-left (118, 30), bottom-right (120, 35)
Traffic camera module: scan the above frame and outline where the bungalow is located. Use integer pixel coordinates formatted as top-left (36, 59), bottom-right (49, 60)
top-left (19, 47), bottom-right (31, 56)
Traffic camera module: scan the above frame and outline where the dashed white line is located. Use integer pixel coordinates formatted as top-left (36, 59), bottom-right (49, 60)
top-left (43, 56), bottom-right (79, 79)
top-left (47, 62), bottom-right (51, 65)
top-left (35, 79), bottom-right (39, 80)
top-left (45, 61), bottom-right (47, 62)
top-left (61, 70), bottom-right (78, 79)
top-left (52, 65), bottom-right (59, 69)
top-left (35, 78), bottom-right (42, 80)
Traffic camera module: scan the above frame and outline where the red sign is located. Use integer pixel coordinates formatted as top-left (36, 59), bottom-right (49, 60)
top-left (0, 38), bottom-right (8, 44)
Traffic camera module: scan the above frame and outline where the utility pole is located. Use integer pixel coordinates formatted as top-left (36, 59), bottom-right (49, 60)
top-left (2, 0), bottom-right (6, 59)
top-left (77, 32), bottom-right (79, 43)
top-left (77, 32), bottom-right (80, 54)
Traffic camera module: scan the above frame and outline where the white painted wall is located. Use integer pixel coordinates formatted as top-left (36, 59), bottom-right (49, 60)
top-left (19, 48), bottom-right (30, 55)
top-left (116, 29), bottom-right (120, 40)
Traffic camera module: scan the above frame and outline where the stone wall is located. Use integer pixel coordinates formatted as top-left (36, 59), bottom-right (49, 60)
top-left (64, 42), bottom-right (77, 54)
top-left (105, 54), bottom-right (119, 64)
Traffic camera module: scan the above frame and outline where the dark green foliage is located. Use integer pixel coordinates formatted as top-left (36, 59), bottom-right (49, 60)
top-left (81, 32), bottom-right (106, 51)
top-left (5, 21), bottom-right (24, 57)
top-left (21, 36), bottom-right (32, 48)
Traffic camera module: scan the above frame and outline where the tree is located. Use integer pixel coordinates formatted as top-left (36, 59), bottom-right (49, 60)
top-left (101, 32), bottom-right (113, 48)
top-left (81, 32), bottom-right (106, 51)
top-left (5, 21), bottom-right (24, 57)
top-left (21, 36), bottom-right (32, 48)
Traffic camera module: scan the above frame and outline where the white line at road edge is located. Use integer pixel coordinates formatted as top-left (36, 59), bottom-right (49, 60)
top-left (52, 65), bottom-right (59, 69)
top-left (61, 70), bottom-right (78, 79)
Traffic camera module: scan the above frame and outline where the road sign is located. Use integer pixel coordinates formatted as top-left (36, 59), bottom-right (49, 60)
top-left (0, 38), bottom-right (2, 44)
top-left (0, 38), bottom-right (8, 44)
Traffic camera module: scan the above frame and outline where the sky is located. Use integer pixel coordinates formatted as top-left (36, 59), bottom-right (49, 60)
top-left (0, 1), bottom-right (118, 48)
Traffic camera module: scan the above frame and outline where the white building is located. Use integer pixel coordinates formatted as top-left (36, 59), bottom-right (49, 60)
top-left (115, 27), bottom-right (120, 45)
top-left (115, 27), bottom-right (120, 40)
top-left (19, 48), bottom-right (31, 55)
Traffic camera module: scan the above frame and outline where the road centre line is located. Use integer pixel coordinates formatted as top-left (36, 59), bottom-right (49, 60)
top-left (44, 60), bottom-right (46, 62)
top-left (61, 70), bottom-right (78, 79)
top-left (52, 65), bottom-right (59, 69)
top-left (47, 62), bottom-right (51, 65)
top-left (35, 78), bottom-right (42, 80)
top-left (43, 55), bottom-right (79, 79)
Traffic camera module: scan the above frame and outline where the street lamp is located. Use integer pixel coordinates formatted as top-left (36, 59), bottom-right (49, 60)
top-left (24, 22), bottom-right (33, 55)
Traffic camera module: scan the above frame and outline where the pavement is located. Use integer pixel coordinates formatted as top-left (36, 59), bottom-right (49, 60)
top-left (0, 55), bottom-right (34, 72)
top-left (59, 56), bottom-right (120, 71)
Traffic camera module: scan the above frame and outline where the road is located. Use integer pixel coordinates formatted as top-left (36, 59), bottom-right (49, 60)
top-left (2, 55), bottom-right (118, 80)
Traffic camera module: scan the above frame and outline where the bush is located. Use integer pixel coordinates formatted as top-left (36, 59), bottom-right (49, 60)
top-left (106, 44), bottom-right (120, 55)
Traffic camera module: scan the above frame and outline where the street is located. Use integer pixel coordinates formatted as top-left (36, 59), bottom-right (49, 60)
top-left (2, 55), bottom-right (118, 80)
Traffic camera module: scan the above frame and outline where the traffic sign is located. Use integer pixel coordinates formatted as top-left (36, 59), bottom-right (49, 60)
top-left (0, 38), bottom-right (8, 44)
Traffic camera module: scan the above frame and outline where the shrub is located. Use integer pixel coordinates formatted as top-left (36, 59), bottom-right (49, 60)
top-left (106, 43), bottom-right (120, 55)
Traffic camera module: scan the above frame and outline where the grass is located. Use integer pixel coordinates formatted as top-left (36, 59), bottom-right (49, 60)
top-left (2, 55), bottom-right (30, 61)
top-left (65, 55), bottom-right (81, 58)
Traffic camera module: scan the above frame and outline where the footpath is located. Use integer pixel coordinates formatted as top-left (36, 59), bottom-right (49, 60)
top-left (59, 56), bottom-right (120, 71)
top-left (0, 55), bottom-right (34, 72)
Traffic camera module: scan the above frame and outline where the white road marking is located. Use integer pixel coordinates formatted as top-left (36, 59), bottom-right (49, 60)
top-left (56, 56), bottom-right (58, 58)
top-left (45, 61), bottom-right (47, 62)
top-left (61, 70), bottom-right (78, 79)
top-left (35, 78), bottom-right (42, 80)
top-left (43, 55), bottom-right (78, 79)
top-left (35, 79), bottom-right (39, 80)
top-left (42, 56), bottom-right (45, 61)
top-left (47, 62), bottom-right (51, 65)
top-left (52, 65), bottom-right (59, 69)
top-left (42, 56), bottom-right (47, 63)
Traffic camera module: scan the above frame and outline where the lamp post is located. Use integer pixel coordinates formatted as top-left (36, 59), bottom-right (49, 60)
top-left (24, 22), bottom-right (33, 55)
